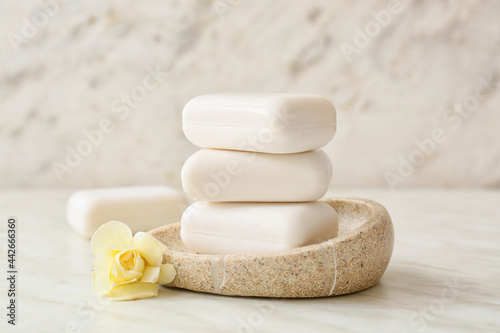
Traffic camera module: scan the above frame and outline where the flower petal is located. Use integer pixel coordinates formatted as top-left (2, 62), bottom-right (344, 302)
top-left (92, 250), bottom-right (114, 295)
top-left (159, 242), bottom-right (168, 253)
top-left (111, 250), bottom-right (144, 284)
top-left (157, 264), bottom-right (176, 284)
top-left (93, 244), bottom-right (134, 294)
top-left (131, 232), bottom-right (163, 267)
top-left (140, 266), bottom-right (160, 283)
top-left (105, 282), bottom-right (158, 301)
top-left (102, 243), bottom-right (135, 253)
top-left (91, 221), bottom-right (133, 255)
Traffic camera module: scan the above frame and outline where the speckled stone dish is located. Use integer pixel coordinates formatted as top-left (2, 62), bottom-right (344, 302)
top-left (149, 198), bottom-right (394, 298)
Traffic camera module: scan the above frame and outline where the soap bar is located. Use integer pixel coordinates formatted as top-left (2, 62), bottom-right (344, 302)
top-left (182, 149), bottom-right (332, 202)
top-left (180, 201), bottom-right (339, 254)
top-left (67, 186), bottom-right (188, 239)
top-left (182, 93), bottom-right (336, 154)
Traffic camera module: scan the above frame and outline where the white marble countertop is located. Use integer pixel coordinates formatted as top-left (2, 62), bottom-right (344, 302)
top-left (0, 189), bottom-right (499, 332)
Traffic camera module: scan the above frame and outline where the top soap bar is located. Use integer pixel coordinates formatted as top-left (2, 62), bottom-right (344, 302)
top-left (182, 93), bottom-right (336, 154)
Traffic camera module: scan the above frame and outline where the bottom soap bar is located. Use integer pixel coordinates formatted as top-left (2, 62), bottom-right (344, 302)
top-left (180, 201), bottom-right (339, 254)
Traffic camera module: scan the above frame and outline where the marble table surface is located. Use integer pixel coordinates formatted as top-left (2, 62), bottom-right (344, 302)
top-left (0, 188), bottom-right (499, 332)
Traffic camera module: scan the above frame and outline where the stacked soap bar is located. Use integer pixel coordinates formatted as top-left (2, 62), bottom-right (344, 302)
top-left (180, 93), bottom-right (339, 254)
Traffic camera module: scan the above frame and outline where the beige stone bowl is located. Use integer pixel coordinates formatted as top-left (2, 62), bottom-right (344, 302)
top-left (149, 198), bottom-right (394, 298)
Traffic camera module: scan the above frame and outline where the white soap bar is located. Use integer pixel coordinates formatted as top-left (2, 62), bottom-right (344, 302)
top-left (67, 186), bottom-right (188, 239)
top-left (182, 93), bottom-right (336, 154)
top-left (180, 201), bottom-right (339, 254)
top-left (182, 149), bottom-right (332, 202)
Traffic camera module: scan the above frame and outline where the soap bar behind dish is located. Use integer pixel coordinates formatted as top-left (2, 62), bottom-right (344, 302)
top-left (67, 186), bottom-right (188, 238)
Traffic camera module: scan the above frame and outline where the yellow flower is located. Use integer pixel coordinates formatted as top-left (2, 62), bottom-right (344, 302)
top-left (91, 221), bottom-right (175, 301)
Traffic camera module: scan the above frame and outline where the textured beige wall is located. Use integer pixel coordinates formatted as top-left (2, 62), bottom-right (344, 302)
top-left (0, 0), bottom-right (499, 189)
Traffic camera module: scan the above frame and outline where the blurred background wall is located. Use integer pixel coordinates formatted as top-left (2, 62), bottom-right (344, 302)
top-left (0, 0), bottom-right (499, 189)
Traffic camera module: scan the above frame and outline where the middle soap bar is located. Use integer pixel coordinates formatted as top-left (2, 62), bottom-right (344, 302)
top-left (182, 149), bottom-right (333, 202)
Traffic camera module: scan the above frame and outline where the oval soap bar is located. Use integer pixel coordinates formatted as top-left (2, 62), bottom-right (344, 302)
top-left (182, 93), bottom-right (337, 154)
top-left (182, 149), bottom-right (332, 202)
top-left (67, 186), bottom-right (188, 239)
top-left (180, 201), bottom-right (339, 254)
